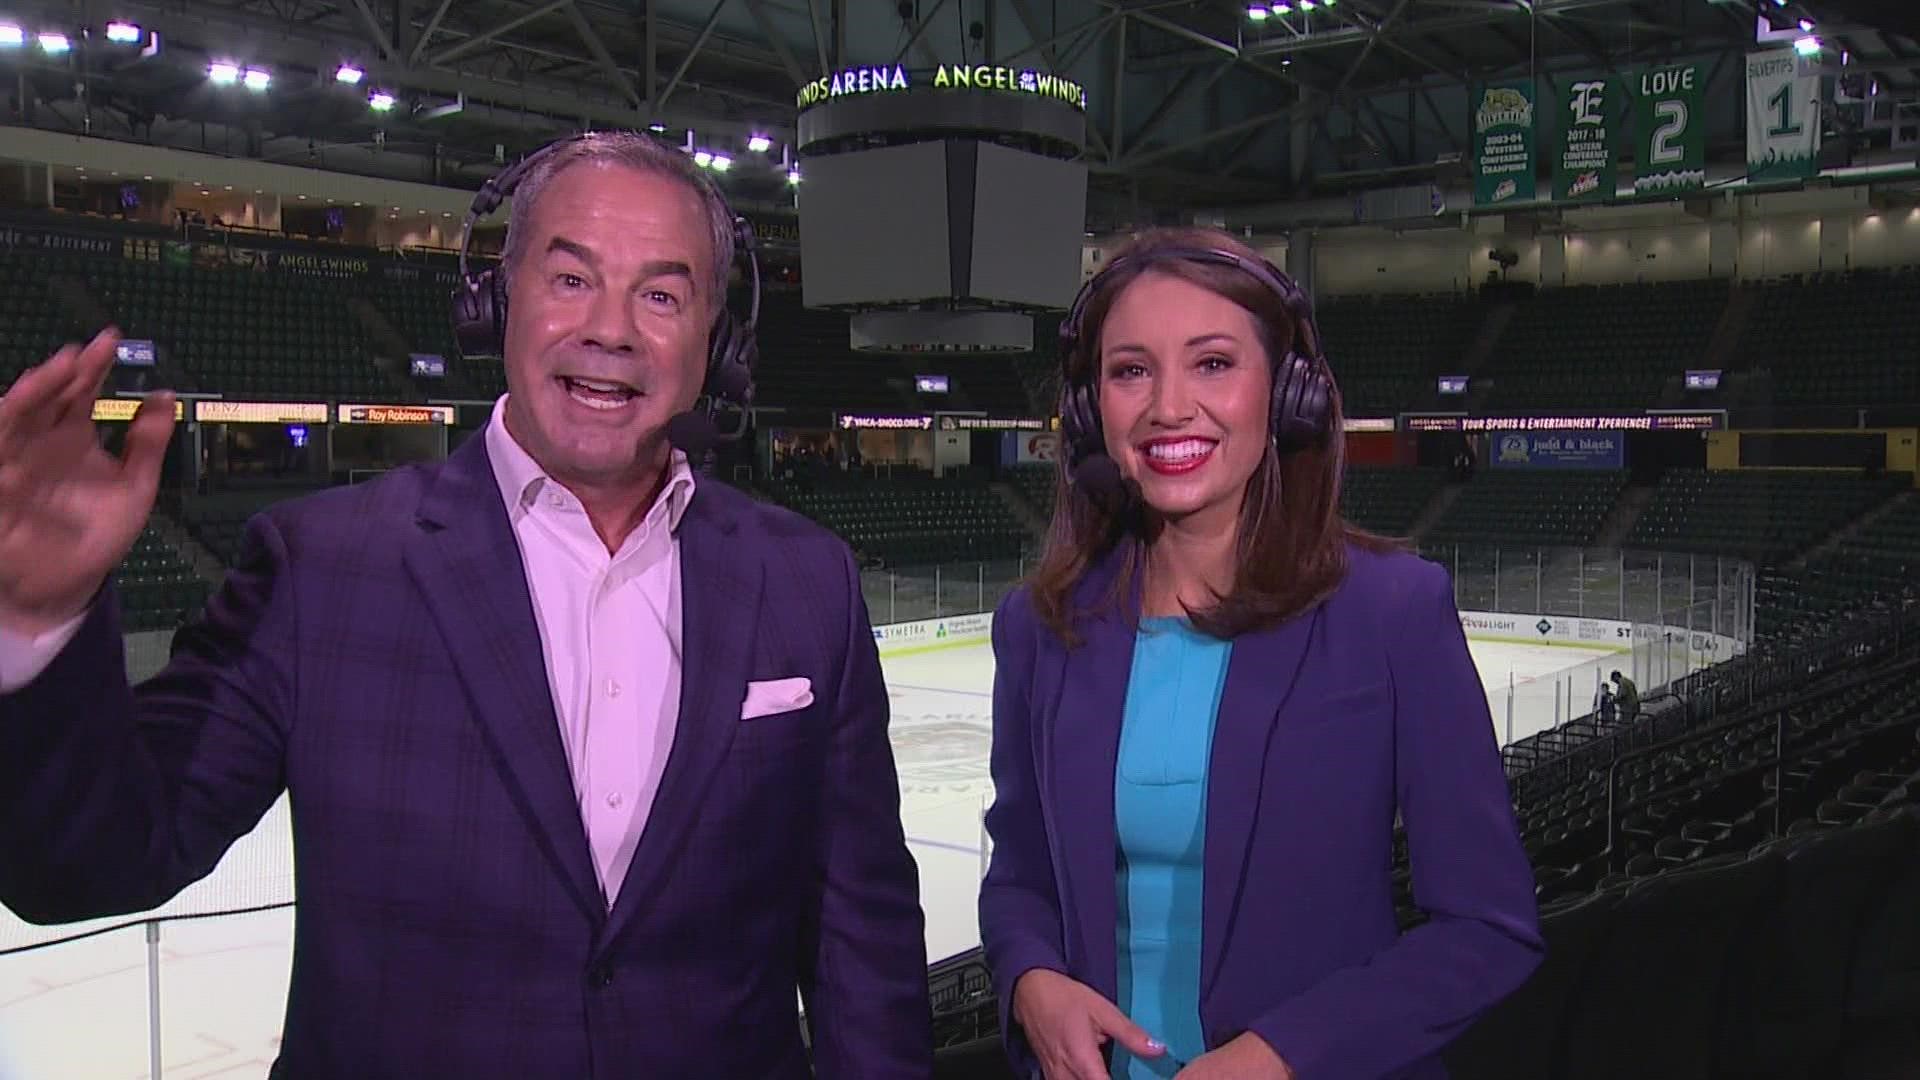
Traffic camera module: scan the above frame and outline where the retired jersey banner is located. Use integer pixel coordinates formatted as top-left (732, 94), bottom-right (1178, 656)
top-left (1746, 48), bottom-right (1820, 182)
top-left (1555, 77), bottom-right (1618, 203)
top-left (1473, 80), bottom-right (1538, 207)
top-left (1632, 62), bottom-right (1706, 194)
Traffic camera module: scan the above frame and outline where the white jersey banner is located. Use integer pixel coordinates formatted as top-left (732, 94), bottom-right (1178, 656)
top-left (1746, 48), bottom-right (1820, 182)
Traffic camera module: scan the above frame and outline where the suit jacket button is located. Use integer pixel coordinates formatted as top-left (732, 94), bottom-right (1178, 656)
top-left (588, 965), bottom-right (614, 989)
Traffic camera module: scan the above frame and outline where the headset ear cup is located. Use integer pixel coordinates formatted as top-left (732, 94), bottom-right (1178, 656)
top-left (490, 269), bottom-right (509, 356)
top-left (705, 312), bottom-right (756, 406)
top-left (1270, 353), bottom-right (1331, 453)
top-left (1059, 379), bottom-right (1102, 468)
top-left (452, 268), bottom-right (505, 360)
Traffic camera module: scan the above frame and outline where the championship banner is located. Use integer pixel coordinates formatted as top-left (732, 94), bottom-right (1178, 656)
top-left (1632, 62), bottom-right (1706, 194)
top-left (1472, 79), bottom-right (1538, 206)
top-left (1555, 77), bottom-right (1618, 203)
top-left (1746, 48), bottom-right (1820, 182)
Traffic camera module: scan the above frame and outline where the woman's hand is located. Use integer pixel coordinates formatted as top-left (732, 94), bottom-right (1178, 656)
top-left (1172, 1032), bottom-right (1294, 1079)
top-left (1011, 968), bottom-right (1166, 1080)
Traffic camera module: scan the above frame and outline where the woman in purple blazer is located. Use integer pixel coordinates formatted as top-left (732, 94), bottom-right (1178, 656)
top-left (978, 227), bottom-right (1543, 1080)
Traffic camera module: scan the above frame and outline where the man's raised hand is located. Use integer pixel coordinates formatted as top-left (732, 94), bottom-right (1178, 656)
top-left (0, 329), bottom-right (176, 635)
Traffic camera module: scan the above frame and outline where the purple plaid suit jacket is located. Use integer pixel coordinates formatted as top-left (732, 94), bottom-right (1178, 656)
top-left (978, 543), bottom-right (1543, 1080)
top-left (0, 431), bottom-right (933, 1079)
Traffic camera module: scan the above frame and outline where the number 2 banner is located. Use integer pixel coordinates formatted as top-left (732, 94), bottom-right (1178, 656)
top-left (1632, 61), bottom-right (1706, 195)
top-left (1746, 48), bottom-right (1820, 182)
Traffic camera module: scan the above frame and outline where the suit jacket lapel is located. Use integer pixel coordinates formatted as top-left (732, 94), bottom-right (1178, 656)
top-left (402, 434), bottom-right (603, 924)
top-left (599, 486), bottom-right (763, 948)
top-left (1050, 551), bottom-right (1137, 1003)
top-left (1200, 603), bottom-right (1317, 1006)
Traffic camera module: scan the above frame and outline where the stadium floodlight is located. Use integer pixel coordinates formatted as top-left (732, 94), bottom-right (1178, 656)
top-left (1270, 3), bottom-right (1292, 14)
top-left (334, 63), bottom-right (364, 84)
top-left (38, 32), bottom-right (70, 53)
top-left (709, 154), bottom-right (732, 172)
top-left (0, 24), bottom-right (23, 47)
top-left (243, 67), bottom-right (271, 90)
top-left (1794, 35), bottom-right (1820, 56)
top-left (787, 168), bottom-right (802, 185)
top-left (1298, 0), bottom-right (1315, 9)
top-left (208, 61), bottom-right (240, 84)
top-left (693, 150), bottom-right (713, 167)
top-left (105, 22), bottom-right (142, 43)
top-left (1797, 18), bottom-right (1813, 31)
top-left (368, 90), bottom-right (395, 111)
top-left (747, 134), bottom-right (772, 152)
top-left (1246, 5), bottom-right (1267, 19)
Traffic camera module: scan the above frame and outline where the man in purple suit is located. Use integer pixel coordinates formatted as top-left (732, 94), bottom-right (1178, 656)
top-left (0, 132), bottom-right (933, 1078)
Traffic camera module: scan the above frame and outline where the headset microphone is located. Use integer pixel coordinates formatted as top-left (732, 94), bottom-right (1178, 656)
top-left (1070, 453), bottom-right (1138, 518)
top-left (666, 409), bottom-right (721, 455)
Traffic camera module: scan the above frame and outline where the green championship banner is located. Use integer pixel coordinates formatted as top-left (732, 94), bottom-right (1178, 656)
top-left (1555, 77), bottom-right (1618, 203)
top-left (1632, 62), bottom-right (1706, 195)
top-left (1473, 80), bottom-right (1538, 206)
top-left (1746, 48), bottom-right (1820, 182)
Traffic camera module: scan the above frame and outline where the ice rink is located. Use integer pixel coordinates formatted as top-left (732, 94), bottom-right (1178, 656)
top-left (0, 635), bottom-right (1615, 1079)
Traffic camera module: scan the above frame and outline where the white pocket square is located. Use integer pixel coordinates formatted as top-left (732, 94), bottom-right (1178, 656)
top-left (741, 677), bottom-right (813, 720)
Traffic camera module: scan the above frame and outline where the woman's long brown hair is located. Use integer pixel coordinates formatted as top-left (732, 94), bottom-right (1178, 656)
top-left (1026, 227), bottom-right (1401, 646)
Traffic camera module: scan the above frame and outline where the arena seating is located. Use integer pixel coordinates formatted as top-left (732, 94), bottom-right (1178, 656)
top-left (0, 248), bottom-right (80, 386)
top-left (81, 256), bottom-right (393, 400)
top-left (1434, 598), bottom-right (1920, 1080)
top-left (1761, 494), bottom-right (1920, 632)
top-left (1625, 468), bottom-right (1908, 564)
top-left (1444, 806), bottom-right (1920, 1080)
top-left (365, 272), bottom-right (505, 400)
top-left (1000, 462), bottom-right (1444, 542)
top-left (749, 291), bottom-right (1036, 418)
top-left (1423, 470), bottom-right (1626, 547)
top-left (111, 525), bottom-right (212, 632)
top-left (1313, 292), bottom-right (1482, 417)
top-left (1341, 465), bottom-right (1445, 538)
top-left (1478, 278), bottom-right (1729, 413)
top-left (1005, 462), bottom-right (1056, 520)
top-left (936, 806), bottom-right (1920, 1080)
top-left (1735, 266), bottom-right (1920, 407)
top-left (178, 485), bottom-right (329, 565)
top-left (765, 475), bottom-right (1029, 568)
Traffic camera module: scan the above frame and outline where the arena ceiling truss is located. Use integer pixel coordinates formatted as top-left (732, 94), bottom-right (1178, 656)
top-left (0, 0), bottom-right (1913, 221)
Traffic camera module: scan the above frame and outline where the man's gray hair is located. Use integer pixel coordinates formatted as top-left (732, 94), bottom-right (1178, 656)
top-left (498, 130), bottom-right (738, 311)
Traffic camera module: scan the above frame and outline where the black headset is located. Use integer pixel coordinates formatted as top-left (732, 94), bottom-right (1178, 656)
top-left (1054, 246), bottom-right (1336, 483)
top-left (450, 132), bottom-right (760, 439)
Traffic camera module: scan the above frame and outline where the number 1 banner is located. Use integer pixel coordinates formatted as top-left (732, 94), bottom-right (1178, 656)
top-left (1746, 48), bottom-right (1820, 182)
top-left (1632, 62), bottom-right (1706, 195)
